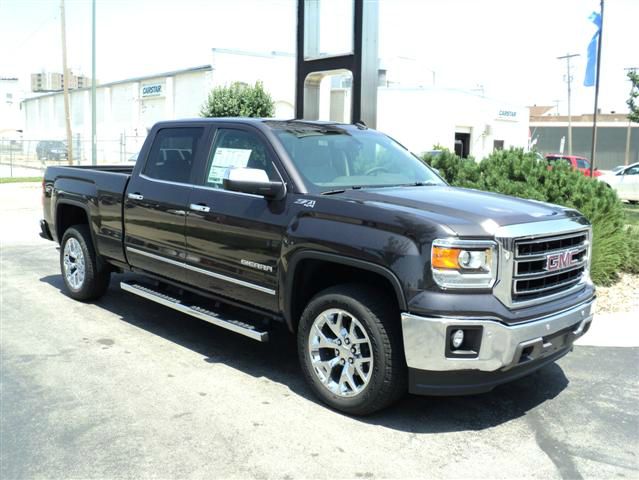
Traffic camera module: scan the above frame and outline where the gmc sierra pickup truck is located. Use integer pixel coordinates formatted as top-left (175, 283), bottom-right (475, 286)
top-left (41, 119), bottom-right (595, 415)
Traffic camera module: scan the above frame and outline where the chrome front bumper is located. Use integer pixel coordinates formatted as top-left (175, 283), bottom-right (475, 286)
top-left (401, 298), bottom-right (594, 372)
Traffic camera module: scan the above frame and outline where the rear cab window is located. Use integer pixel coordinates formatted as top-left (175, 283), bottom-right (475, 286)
top-left (143, 127), bottom-right (204, 184)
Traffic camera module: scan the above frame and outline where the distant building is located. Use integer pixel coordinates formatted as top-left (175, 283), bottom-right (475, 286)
top-left (0, 77), bottom-right (23, 138)
top-left (530, 112), bottom-right (639, 169)
top-left (30, 71), bottom-right (93, 92)
top-left (21, 49), bottom-right (530, 162)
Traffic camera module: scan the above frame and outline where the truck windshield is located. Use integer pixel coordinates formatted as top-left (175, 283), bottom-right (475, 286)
top-left (268, 122), bottom-right (445, 193)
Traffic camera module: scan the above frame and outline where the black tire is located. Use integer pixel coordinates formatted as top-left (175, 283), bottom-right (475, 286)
top-left (297, 284), bottom-right (407, 415)
top-left (60, 225), bottom-right (110, 301)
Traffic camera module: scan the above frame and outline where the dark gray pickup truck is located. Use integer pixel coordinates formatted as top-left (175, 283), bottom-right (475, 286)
top-left (41, 118), bottom-right (595, 414)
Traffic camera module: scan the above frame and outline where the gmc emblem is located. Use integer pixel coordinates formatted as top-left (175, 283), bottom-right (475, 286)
top-left (545, 250), bottom-right (575, 271)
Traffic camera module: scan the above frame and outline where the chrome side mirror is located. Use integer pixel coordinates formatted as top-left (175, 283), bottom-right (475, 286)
top-left (222, 168), bottom-right (286, 200)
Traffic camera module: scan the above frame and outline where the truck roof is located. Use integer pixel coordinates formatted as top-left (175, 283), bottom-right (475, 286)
top-left (152, 118), bottom-right (366, 132)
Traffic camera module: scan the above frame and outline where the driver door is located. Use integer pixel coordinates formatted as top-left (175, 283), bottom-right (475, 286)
top-left (184, 125), bottom-right (288, 311)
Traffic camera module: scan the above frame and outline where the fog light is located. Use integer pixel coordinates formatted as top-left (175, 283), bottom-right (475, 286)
top-left (451, 329), bottom-right (464, 349)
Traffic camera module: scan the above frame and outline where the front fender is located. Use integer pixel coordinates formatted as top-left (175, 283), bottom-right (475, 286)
top-left (278, 213), bottom-right (427, 329)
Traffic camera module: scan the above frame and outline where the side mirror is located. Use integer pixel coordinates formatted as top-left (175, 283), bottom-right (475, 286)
top-left (223, 168), bottom-right (286, 200)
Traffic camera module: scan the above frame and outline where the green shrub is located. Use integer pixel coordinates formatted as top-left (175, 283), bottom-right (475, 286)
top-left (624, 226), bottom-right (639, 274)
top-left (200, 81), bottom-right (274, 118)
top-left (421, 148), bottom-right (638, 285)
top-left (423, 149), bottom-right (480, 188)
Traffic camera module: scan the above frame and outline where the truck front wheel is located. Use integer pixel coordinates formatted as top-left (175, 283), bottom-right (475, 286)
top-left (60, 225), bottom-right (110, 301)
top-left (297, 284), bottom-right (407, 415)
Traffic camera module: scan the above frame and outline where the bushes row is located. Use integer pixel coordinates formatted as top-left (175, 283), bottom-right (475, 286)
top-left (422, 148), bottom-right (639, 285)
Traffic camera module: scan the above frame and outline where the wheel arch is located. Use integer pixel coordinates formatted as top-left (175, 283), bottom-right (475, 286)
top-left (55, 200), bottom-right (100, 256)
top-left (283, 251), bottom-right (407, 333)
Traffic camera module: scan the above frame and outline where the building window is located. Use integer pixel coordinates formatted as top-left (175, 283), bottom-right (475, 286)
top-left (493, 140), bottom-right (504, 151)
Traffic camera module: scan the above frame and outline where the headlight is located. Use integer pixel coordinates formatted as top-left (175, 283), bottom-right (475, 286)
top-left (431, 239), bottom-right (498, 289)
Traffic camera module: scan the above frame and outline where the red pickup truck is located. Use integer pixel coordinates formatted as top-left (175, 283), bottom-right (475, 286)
top-left (545, 154), bottom-right (602, 177)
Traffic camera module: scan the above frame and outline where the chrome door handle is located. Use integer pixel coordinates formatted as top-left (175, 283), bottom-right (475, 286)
top-left (128, 193), bottom-right (144, 200)
top-left (190, 203), bottom-right (211, 213)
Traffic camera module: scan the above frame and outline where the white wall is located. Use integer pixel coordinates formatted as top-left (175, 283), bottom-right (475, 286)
top-left (0, 79), bottom-right (23, 136)
top-left (174, 71), bottom-right (213, 119)
top-left (21, 68), bottom-right (215, 162)
top-left (211, 50), bottom-right (295, 119)
top-left (376, 87), bottom-right (529, 159)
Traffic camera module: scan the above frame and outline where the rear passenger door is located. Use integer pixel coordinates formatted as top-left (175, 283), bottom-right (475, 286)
top-left (124, 126), bottom-right (209, 283)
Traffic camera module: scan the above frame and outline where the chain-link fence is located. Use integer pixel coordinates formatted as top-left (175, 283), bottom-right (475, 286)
top-left (0, 134), bottom-right (147, 178)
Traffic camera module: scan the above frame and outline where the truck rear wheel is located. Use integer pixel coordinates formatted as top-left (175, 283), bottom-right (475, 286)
top-left (60, 225), bottom-right (110, 301)
top-left (297, 284), bottom-right (407, 415)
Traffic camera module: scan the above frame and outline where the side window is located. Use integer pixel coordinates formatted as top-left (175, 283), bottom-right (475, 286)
top-left (577, 158), bottom-right (589, 169)
top-left (547, 156), bottom-right (571, 166)
top-left (143, 128), bottom-right (204, 183)
top-left (626, 166), bottom-right (639, 175)
top-left (204, 129), bottom-right (279, 189)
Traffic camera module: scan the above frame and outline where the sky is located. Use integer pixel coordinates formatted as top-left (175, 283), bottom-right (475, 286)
top-left (1, 0), bottom-right (637, 116)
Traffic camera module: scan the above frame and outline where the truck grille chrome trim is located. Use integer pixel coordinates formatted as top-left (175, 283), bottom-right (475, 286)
top-left (492, 219), bottom-right (592, 309)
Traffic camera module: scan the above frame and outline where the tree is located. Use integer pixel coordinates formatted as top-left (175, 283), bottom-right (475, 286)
top-left (627, 70), bottom-right (639, 123)
top-left (200, 81), bottom-right (275, 118)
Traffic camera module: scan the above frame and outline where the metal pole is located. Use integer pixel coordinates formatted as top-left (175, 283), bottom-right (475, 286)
top-left (60, 0), bottom-right (73, 165)
top-left (557, 53), bottom-right (580, 156)
top-left (624, 67), bottom-right (637, 166)
top-left (590, 0), bottom-right (604, 176)
top-left (91, 0), bottom-right (97, 166)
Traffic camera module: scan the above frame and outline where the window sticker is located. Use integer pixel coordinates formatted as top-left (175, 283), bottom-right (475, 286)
top-left (207, 147), bottom-right (252, 184)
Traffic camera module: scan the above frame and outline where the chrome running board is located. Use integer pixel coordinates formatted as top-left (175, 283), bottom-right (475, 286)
top-left (120, 281), bottom-right (269, 342)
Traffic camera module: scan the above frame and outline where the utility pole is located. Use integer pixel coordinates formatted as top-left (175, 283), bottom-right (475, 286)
top-left (590, 0), bottom-right (605, 176)
top-left (91, 0), bottom-right (96, 165)
top-left (60, 0), bottom-right (73, 165)
top-left (557, 53), bottom-right (580, 156)
top-left (624, 67), bottom-right (638, 166)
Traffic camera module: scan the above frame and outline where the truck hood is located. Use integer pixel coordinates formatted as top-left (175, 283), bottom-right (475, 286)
top-left (338, 186), bottom-right (577, 237)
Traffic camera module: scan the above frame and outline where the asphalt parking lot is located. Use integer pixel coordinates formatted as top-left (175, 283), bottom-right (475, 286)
top-left (1, 182), bottom-right (638, 480)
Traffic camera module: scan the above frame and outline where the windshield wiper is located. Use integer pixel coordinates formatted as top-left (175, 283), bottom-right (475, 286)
top-left (400, 181), bottom-right (440, 187)
top-left (321, 185), bottom-right (364, 195)
top-left (321, 189), bottom-right (347, 195)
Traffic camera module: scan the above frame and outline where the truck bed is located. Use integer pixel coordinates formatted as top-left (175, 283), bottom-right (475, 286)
top-left (43, 164), bottom-right (134, 264)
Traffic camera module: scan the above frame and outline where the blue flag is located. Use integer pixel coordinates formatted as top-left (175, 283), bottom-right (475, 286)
top-left (584, 11), bottom-right (602, 87)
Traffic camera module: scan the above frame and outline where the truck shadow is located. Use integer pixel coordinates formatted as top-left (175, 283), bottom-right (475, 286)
top-left (40, 273), bottom-right (570, 434)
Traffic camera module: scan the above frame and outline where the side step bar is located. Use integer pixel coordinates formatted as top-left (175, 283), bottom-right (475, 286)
top-left (120, 281), bottom-right (269, 342)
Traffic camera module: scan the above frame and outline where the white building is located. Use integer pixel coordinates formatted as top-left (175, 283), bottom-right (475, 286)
top-left (20, 49), bottom-right (529, 162)
top-left (377, 87), bottom-right (529, 159)
top-left (0, 77), bottom-right (23, 138)
top-left (22, 64), bottom-right (215, 162)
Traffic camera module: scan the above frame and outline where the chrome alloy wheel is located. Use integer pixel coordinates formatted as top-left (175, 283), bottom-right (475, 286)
top-left (63, 238), bottom-right (86, 290)
top-left (308, 308), bottom-right (374, 397)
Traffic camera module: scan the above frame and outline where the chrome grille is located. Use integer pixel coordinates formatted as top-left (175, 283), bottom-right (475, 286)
top-left (512, 231), bottom-right (589, 303)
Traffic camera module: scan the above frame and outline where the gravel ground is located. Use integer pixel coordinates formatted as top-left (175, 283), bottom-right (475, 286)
top-left (594, 273), bottom-right (639, 314)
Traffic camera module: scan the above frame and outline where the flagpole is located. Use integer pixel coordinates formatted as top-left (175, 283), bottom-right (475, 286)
top-left (589, 0), bottom-right (604, 176)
